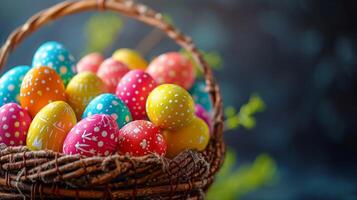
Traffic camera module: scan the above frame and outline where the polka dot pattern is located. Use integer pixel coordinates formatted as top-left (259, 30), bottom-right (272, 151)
top-left (118, 120), bottom-right (166, 156)
top-left (76, 52), bottom-right (104, 73)
top-left (97, 58), bottom-right (130, 93)
top-left (0, 103), bottom-right (31, 146)
top-left (19, 66), bottom-right (66, 117)
top-left (0, 66), bottom-right (30, 106)
top-left (146, 84), bottom-right (195, 130)
top-left (82, 93), bottom-right (132, 128)
top-left (112, 48), bottom-right (148, 70)
top-left (189, 80), bottom-right (213, 113)
top-left (32, 41), bottom-right (76, 86)
top-left (66, 72), bottom-right (107, 119)
top-left (147, 52), bottom-right (195, 89)
top-left (115, 70), bottom-right (156, 120)
top-left (63, 114), bottom-right (119, 157)
top-left (27, 101), bottom-right (77, 152)
top-left (163, 117), bottom-right (209, 158)
top-left (195, 104), bottom-right (213, 135)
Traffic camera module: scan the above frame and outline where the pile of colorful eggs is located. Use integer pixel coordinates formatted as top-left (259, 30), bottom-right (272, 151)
top-left (0, 41), bottom-right (213, 158)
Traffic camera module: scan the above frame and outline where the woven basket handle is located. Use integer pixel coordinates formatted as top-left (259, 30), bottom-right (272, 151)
top-left (0, 0), bottom-right (224, 140)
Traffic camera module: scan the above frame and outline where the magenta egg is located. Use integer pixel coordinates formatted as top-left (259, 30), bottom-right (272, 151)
top-left (0, 103), bottom-right (31, 146)
top-left (195, 104), bottom-right (213, 135)
top-left (97, 58), bottom-right (130, 93)
top-left (63, 114), bottom-right (119, 157)
top-left (76, 52), bottom-right (104, 73)
top-left (115, 70), bottom-right (157, 120)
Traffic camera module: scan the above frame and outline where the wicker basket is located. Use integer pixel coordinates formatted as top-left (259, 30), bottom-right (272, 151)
top-left (0, 0), bottom-right (225, 199)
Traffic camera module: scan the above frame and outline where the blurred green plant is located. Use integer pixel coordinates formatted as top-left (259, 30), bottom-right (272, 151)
top-left (180, 48), bottom-right (223, 77)
top-left (225, 94), bottom-right (265, 131)
top-left (207, 151), bottom-right (277, 200)
top-left (84, 13), bottom-right (124, 55)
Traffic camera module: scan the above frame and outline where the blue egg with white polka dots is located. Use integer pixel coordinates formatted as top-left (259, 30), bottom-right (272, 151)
top-left (82, 93), bottom-right (132, 128)
top-left (0, 65), bottom-right (31, 106)
top-left (32, 41), bottom-right (76, 86)
top-left (189, 80), bottom-right (213, 113)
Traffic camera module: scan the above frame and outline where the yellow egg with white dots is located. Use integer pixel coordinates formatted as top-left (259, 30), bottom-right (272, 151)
top-left (112, 48), bottom-right (148, 70)
top-left (163, 117), bottom-right (210, 158)
top-left (146, 84), bottom-right (195, 130)
top-left (65, 72), bottom-right (107, 119)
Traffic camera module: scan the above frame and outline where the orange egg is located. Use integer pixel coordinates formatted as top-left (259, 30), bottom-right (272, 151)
top-left (20, 66), bottom-right (66, 117)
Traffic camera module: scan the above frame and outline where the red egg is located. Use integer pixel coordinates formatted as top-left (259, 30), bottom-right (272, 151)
top-left (97, 58), bottom-right (130, 93)
top-left (63, 114), bottom-right (119, 157)
top-left (115, 70), bottom-right (156, 120)
top-left (147, 52), bottom-right (195, 89)
top-left (77, 52), bottom-right (104, 73)
top-left (0, 103), bottom-right (31, 146)
top-left (118, 120), bottom-right (166, 156)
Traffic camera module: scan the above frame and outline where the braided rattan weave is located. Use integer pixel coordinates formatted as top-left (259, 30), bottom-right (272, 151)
top-left (0, 0), bottom-right (225, 199)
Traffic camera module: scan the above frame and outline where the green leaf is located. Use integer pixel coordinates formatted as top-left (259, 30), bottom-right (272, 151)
top-left (84, 13), bottom-right (123, 54)
top-left (207, 152), bottom-right (277, 200)
top-left (225, 106), bottom-right (237, 118)
top-left (162, 13), bottom-right (174, 25)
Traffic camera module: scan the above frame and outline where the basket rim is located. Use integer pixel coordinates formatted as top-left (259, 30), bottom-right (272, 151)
top-left (0, 0), bottom-right (225, 199)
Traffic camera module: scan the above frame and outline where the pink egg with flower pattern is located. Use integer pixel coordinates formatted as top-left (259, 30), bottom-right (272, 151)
top-left (147, 52), bottom-right (195, 89)
top-left (63, 114), bottom-right (119, 157)
top-left (0, 103), bottom-right (31, 146)
top-left (195, 104), bottom-right (213, 135)
top-left (97, 58), bottom-right (130, 93)
top-left (76, 52), bottom-right (104, 73)
top-left (115, 70), bottom-right (156, 120)
top-left (118, 120), bottom-right (166, 156)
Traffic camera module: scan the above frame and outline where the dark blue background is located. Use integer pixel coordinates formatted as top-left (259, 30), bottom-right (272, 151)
top-left (1, 0), bottom-right (356, 199)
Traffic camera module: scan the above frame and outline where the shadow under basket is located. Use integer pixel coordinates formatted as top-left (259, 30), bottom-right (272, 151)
top-left (0, 0), bottom-right (225, 199)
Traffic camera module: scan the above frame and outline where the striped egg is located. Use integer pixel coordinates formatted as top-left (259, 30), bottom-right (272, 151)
top-left (26, 101), bottom-right (77, 152)
top-left (82, 93), bottom-right (132, 128)
top-left (97, 58), bottom-right (130, 93)
top-left (32, 41), bottom-right (76, 85)
top-left (19, 66), bottom-right (66, 117)
top-left (0, 103), bottom-right (31, 146)
top-left (0, 66), bottom-right (30, 106)
top-left (66, 72), bottom-right (107, 119)
top-left (63, 114), bottom-right (119, 157)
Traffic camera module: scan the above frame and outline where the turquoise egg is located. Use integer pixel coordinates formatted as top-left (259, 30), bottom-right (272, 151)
top-left (32, 41), bottom-right (76, 85)
top-left (82, 93), bottom-right (132, 128)
top-left (189, 80), bottom-right (213, 113)
top-left (0, 65), bottom-right (30, 106)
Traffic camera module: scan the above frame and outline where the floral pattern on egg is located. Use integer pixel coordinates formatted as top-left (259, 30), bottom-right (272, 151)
top-left (82, 93), bottom-right (132, 128)
top-left (32, 41), bottom-right (76, 85)
top-left (0, 66), bottom-right (30, 106)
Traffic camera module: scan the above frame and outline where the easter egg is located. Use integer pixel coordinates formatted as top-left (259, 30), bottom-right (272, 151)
top-left (20, 66), bottom-right (66, 117)
top-left (66, 72), bottom-right (107, 119)
top-left (32, 41), bottom-right (76, 85)
top-left (189, 80), bottom-right (213, 113)
top-left (63, 114), bottom-right (119, 157)
top-left (163, 117), bottom-right (210, 158)
top-left (147, 52), bottom-right (195, 89)
top-left (0, 103), bottom-right (31, 146)
top-left (0, 65), bottom-right (30, 106)
top-left (146, 84), bottom-right (195, 130)
top-left (27, 101), bottom-right (76, 152)
top-left (118, 120), bottom-right (166, 156)
top-left (195, 104), bottom-right (213, 134)
top-left (112, 48), bottom-right (147, 70)
top-left (115, 70), bottom-right (156, 120)
top-left (97, 58), bottom-right (130, 93)
top-left (82, 93), bottom-right (132, 128)
top-left (77, 52), bottom-right (104, 73)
